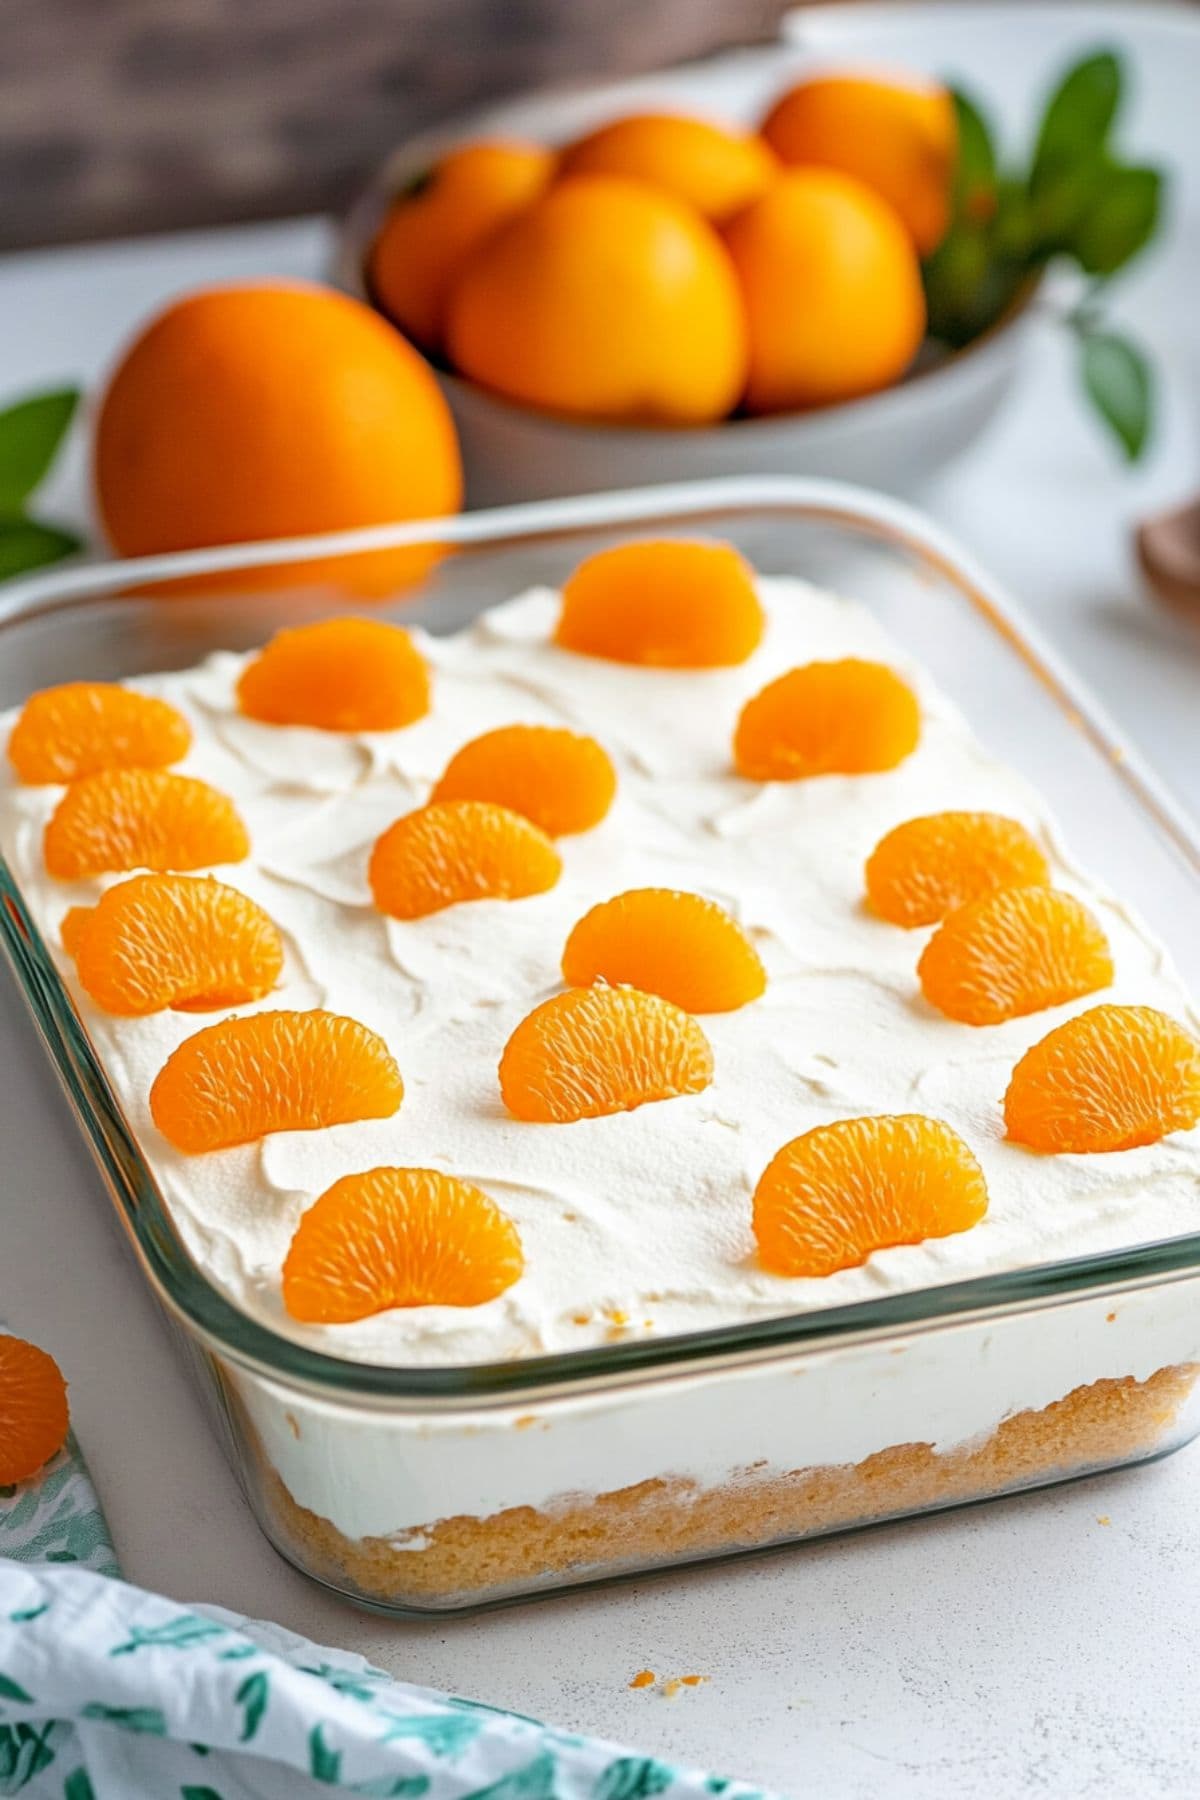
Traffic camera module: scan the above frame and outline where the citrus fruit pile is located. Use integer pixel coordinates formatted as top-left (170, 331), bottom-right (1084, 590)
top-left (4, 536), bottom-right (1198, 1346)
top-left (368, 72), bottom-right (957, 422)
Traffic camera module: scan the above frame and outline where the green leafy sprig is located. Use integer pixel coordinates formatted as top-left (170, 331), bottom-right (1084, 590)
top-left (0, 387), bottom-right (82, 581)
top-left (923, 49), bottom-right (1165, 460)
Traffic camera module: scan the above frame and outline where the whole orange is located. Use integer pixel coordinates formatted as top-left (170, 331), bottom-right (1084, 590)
top-left (558, 111), bottom-right (777, 224)
top-left (724, 168), bottom-right (926, 413)
top-left (444, 174), bottom-right (748, 426)
top-left (369, 140), bottom-right (555, 352)
top-left (761, 73), bottom-right (957, 256)
top-left (94, 283), bottom-right (463, 596)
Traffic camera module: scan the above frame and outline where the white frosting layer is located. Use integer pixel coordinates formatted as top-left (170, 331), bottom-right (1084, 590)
top-left (2, 577), bottom-right (1199, 1375)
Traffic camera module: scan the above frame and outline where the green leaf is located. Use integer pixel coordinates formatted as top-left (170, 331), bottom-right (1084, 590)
top-left (0, 1720), bottom-right (58, 1789)
top-left (64, 1772), bottom-right (96, 1800)
top-left (234, 1670), bottom-right (268, 1743)
top-left (1032, 50), bottom-right (1121, 185)
top-left (0, 521), bottom-right (81, 583)
top-left (376, 1711), bottom-right (480, 1756)
top-left (1079, 328), bottom-right (1153, 459)
top-left (1072, 164), bottom-right (1163, 274)
top-left (0, 390), bottom-right (79, 513)
top-left (948, 88), bottom-right (998, 220)
top-left (180, 1789), bottom-right (225, 1800)
top-left (9, 1607), bottom-right (48, 1625)
top-left (1029, 50), bottom-right (1123, 246)
top-left (0, 1676), bottom-right (33, 1704)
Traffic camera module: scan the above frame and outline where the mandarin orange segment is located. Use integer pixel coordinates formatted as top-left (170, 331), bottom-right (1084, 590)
top-left (499, 984), bottom-right (713, 1123)
top-left (1004, 1004), bottom-right (1200, 1154)
top-left (43, 769), bottom-right (250, 881)
top-left (149, 1009), bottom-right (403, 1153)
top-left (237, 617), bottom-right (431, 732)
top-left (734, 658), bottom-right (920, 780)
top-left (67, 874), bottom-right (283, 1016)
top-left (0, 1334), bottom-right (70, 1485)
top-left (283, 1167), bottom-right (524, 1323)
top-left (7, 682), bottom-right (192, 786)
top-left (556, 539), bottom-right (764, 668)
top-left (918, 885), bottom-right (1113, 1027)
top-left (865, 811), bottom-right (1050, 927)
top-left (562, 887), bottom-right (766, 1013)
top-left (59, 905), bottom-right (93, 961)
top-left (432, 724), bottom-right (616, 837)
top-left (752, 1114), bottom-right (988, 1278)
top-left (369, 800), bottom-right (561, 920)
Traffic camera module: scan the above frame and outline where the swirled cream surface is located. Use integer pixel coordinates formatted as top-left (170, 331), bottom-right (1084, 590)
top-left (2, 577), bottom-right (1199, 1370)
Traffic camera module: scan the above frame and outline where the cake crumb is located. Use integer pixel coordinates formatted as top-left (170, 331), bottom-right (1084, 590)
top-left (680, 1674), bottom-right (709, 1686)
top-left (514, 1415), bottom-right (537, 1431)
top-left (1106, 1311), bottom-right (1117, 1323)
top-left (629, 1670), bottom-right (656, 1690)
top-left (1097, 1514), bottom-right (1111, 1526)
top-left (662, 1678), bottom-right (684, 1699)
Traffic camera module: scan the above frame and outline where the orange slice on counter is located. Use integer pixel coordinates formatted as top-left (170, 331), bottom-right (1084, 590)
top-left (237, 617), bottom-right (430, 732)
top-left (369, 800), bottom-right (561, 919)
top-left (918, 885), bottom-right (1113, 1026)
top-left (499, 984), bottom-right (713, 1122)
top-left (562, 887), bottom-right (765, 1013)
top-left (283, 1167), bottom-right (524, 1322)
top-left (64, 873), bottom-right (283, 1016)
top-left (149, 1009), bottom-right (403, 1153)
top-left (7, 681), bottom-right (192, 786)
top-left (734, 658), bottom-right (919, 780)
top-left (432, 724), bottom-right (616, 837)
top-left (1004, 1004), bottom-right (1200, 1153)
top-left (865, 810), bottom-right (1050, 927)
top-left (43, 769), bottom-right (249, 880)
top-left (0, 1334), bottom-right (70, 1485)
top-left (556, 539), bottom-right (764, 668)
top-left (752, 1113), bottom-right (989, 1278)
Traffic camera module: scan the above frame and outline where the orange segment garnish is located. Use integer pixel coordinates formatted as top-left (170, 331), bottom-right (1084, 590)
top-left (65, 873), bottom-right (283, 1016)
top-left (753, 1114), bottom-right (988, 1278)
top-left (237, 617), bottom-right (430, 732)
top-left (43, 769), bottom-right (250, 880)
top-left (918, 885), bottom-right (1113, 1026)
top-left (59, 905), bottom-right (93, 961)
top-left (369, 800), bottom-right (561, 920)
top-left (0, 1334), bottom-right (70, 1485)
top-left (499, 985), bottom-right (713, 1122)
top-left (865, 811), bottom-right (1050, 927)
top-left (431, 725), bottom-right (616, 837)
top-left (283, 1167), bottom-right (524, 1323)
top-left (149, 1009), bottom-right (403, 1153)
top-left (7, 681), bottom-right (192, 786)
top-left (734, 658), bottom-right (920, 779)
top-left (556, 539), bottom-right (764, 668)
top-left (561, 887), bottom-right (766, 1013)
top-left (1004, 1004), bottom-right (1200, 1153)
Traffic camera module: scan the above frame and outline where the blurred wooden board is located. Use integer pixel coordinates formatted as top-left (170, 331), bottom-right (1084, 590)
top-left (1, 0), bottom-right (796, 249)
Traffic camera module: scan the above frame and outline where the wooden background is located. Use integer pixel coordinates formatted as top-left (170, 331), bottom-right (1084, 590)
top-left (2, 0), bottom-right (799, 251)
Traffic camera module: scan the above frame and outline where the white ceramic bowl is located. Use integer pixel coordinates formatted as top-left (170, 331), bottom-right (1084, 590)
top-left (335, 39), bottom-right (1040, 506)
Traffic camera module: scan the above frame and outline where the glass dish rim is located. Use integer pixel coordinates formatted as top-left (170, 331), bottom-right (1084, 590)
top-left (3, 473), bottom-right (1200, 1409)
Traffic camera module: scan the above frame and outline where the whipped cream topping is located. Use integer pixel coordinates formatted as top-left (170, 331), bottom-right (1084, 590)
top-left (2, 577), bottom-right (1198, 1371)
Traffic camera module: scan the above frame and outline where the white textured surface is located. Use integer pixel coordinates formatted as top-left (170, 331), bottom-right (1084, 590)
top-left (3, 8), bottom-right (1200, 1793)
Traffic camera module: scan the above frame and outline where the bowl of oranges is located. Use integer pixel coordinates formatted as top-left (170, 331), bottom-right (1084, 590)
top-left (338, 51), bottom-right (1039, 504)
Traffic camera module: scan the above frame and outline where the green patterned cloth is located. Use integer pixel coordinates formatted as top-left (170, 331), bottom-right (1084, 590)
top-left (0, 1440), bottom-right (780, 1800)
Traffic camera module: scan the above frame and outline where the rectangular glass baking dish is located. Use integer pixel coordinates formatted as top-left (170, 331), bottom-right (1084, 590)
top-left (2, 475), bottom-right (1200, 1617)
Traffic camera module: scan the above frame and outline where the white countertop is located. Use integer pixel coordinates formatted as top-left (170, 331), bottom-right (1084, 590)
top-left (1, 193), bottom-right (1199, 1798)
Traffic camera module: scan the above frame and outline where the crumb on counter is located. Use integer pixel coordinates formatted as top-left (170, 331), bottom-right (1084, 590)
top-left (514, 1415), bottom-right (537, 1431)
top-left (1097, 1514), bottom-right (1112, 1526)
top-left (629, 1670), bottom-right (656, 1690)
